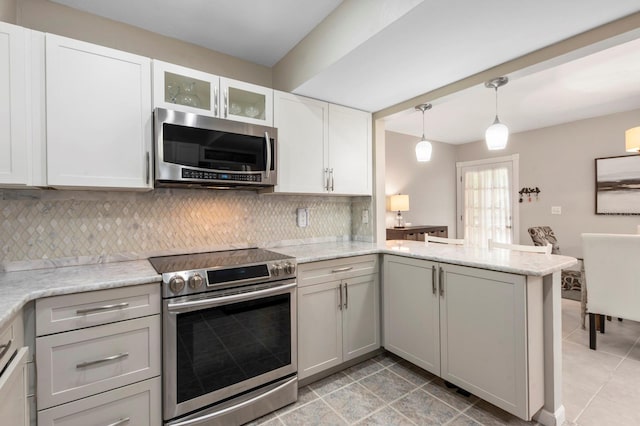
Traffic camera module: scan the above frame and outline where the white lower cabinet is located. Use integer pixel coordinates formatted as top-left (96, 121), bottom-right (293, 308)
top-left (298, 255), bottom-right (379, 380)
top-left (383, 255), bottom-right (543, 420)
top-left (36, 284), bottom-right (161, 425)
top-left (38, 376), bottom-right (161, 426)
top-left (0, 347), bottom-right (29, 426)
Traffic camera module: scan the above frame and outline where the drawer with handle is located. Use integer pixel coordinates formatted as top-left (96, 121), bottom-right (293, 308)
top-left (36, 283), bottom-right (160, 336)
top-left (36, 315), bottom-right (160, 409)
top-left (38, 376), bottom-right (161, 426)
top-left (298, 255), bottom-right (378, 287)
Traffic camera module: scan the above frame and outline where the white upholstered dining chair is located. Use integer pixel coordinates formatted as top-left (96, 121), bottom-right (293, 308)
top-left (582, 233), bottom-right (640, 350)
top-left (425, 235), bottom-right (465, 245)
top-left (488, 239), bottom-right (552, 254)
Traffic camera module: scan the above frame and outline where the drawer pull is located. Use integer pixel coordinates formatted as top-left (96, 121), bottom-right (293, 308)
top-left (331, 266), bottom-right (353, 273)
top-left (106, 417), bottom-right (131, 426)
top-left (0, 338), bottom-right (12, 359)
top-left (76, 352), bottom-right (129, 369)
top-left (76, 302), bottom-right (129, 315)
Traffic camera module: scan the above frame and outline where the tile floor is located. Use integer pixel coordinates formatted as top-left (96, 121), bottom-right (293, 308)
top-left (247, 299), bottom-right (640, 425)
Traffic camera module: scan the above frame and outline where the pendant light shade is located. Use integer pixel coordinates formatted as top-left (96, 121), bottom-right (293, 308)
top-left (485, 77), bottom-right (509, 150)
top-left (415, 103), bottom-right (433, 162)
top-left (485, 117), bottom-right (509, 150)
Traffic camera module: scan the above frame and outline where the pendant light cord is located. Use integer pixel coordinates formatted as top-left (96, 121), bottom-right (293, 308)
top-left (421, 108), bottom-right (426, 139)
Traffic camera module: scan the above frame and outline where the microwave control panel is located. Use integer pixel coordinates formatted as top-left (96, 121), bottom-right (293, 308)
top-left (182, 168), bottom-right (262, 182)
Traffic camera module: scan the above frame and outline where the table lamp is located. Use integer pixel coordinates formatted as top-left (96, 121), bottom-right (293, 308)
top-left (390, 194), bottom-right (410, 228)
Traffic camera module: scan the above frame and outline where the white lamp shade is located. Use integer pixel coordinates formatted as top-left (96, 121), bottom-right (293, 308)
top-left (415, 139), bottom-right (432, 162)
top-left (485, 121), bottom-right (509, 150)
top-left (389, 194), bottom-right (410, 212)
top-left (626, 126), bottom-right (640, 152)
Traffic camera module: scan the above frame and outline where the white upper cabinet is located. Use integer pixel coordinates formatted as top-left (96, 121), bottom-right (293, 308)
top-left (273, 91), bottom-right (372, 195)
top-left (153, 60), bottom-right (273, 126)
top-left (274, 91), bottom-right (328, 194)
top-left (46, 34), bottom-right (153, 190)
top-left (0, 22), bottom-right (45, 188)
top-left (328, 104), bottom-right (372, 195)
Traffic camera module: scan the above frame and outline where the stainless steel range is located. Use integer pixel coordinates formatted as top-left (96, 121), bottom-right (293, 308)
top-left (149, 248), bottom-right (297, 426)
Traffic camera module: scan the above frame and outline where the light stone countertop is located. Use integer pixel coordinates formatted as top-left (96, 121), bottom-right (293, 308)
top-left (0, 260), bottom-right (160, 331)
top-left (0, 240), bottom-right (577, 332)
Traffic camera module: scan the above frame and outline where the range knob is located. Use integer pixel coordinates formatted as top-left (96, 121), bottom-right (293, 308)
top-left (271, 263), bottom-right (283, 276)
top-left (284, 262), bottom-right (296, 275)
top-left (188, 274), bottom-right (204, 290)
top-left (168, 276), bottom-right (185, 294)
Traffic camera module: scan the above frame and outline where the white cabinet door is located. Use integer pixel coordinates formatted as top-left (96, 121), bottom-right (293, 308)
top-left (0, 22), bottom-right (45, 187)
top-left (220, 77), bottom-right (273, 126)
top-left (383, 255), bottom-right (440, 375)
top-left (153, 59), bottom-right (219, 117)
top-left (297, 280), bottom-right (342, 380)
top-left (328, 104), bottom-right (372, 195)
top-left (439, 263), bottom-right (541, 420)
top-left (273, 91), bottom-right (327, 194)
top-left (343, 273), bottom-right (379, 361)
top-left (0, 347), bottom-right (29, 426)
top-left (46, 34), bottom-right (152, 189)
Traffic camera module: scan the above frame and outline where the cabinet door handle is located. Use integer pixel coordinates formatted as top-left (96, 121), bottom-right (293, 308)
top-left (224, 88), bottom-right (228, 117)
top-left (331, 266), bottom-right (353, 273)
top-left (330, 168), bottom-right (334, 191)
top-left (344, 282), bottom-right (348, 309)
top-left (76, 352), bottom-right (129, 369)
top-left (431, 266), bottom-right (436, 295)
top-left (0, 338), bottom-right (12, 359)
top-left (76, 302), bottom-right (129, 315)
top-left (214, 86), bottom-right (219, 116)
top-left (106, 418), bottom-right (131, 426)
top-left (439, 267), bottom-right (444, 297)
top-left (324, 168), bottom-right (330, 191)
top-left (145, 152), bottom-right (150, 184)
top-left (338, 284), bottom-right (343, 311)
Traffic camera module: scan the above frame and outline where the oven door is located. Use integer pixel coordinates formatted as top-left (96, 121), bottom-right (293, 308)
top-left (163, 280), bottom-right (297, 421)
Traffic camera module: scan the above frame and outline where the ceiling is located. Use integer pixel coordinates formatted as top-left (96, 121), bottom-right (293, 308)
top-left (51, 0), bottom-right (640, 144)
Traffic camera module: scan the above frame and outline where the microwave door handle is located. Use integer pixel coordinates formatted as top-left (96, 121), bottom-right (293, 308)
top-left (264, 131), bottom-right (271, 179)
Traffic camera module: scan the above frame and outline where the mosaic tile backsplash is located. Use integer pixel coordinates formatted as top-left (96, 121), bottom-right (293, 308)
top-left (0, 188), bottom-right (373, 271)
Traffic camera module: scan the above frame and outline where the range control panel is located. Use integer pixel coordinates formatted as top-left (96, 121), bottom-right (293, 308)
top-left (182, 168), bottom-right (262, 182)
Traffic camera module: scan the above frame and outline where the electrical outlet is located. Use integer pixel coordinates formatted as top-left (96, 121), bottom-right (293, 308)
top-left (297, 208), bottom-right (309, 227)
top-left (362, 209), bottom-right (369, 224)
top-left (551, 206), bottom-right (562, 215)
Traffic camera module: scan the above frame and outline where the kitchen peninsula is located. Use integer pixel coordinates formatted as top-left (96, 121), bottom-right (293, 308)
top-left (0, 240), bottom-right (575, 426)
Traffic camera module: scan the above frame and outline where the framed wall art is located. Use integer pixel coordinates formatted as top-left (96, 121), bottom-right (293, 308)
top-left (595, 154), bottom-right (640, 215)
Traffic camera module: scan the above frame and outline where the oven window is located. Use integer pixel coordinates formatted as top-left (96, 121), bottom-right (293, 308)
top-left (176, 293), bottom-right (291, 404)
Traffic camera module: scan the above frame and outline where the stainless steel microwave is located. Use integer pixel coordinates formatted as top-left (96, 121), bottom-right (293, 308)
top-left (154, 108), bottom-right (277, 189)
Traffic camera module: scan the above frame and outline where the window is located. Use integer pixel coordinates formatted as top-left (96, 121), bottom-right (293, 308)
top-left (456, 155), bottom-right (519, 247)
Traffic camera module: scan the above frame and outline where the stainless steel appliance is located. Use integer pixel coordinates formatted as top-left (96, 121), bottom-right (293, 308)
top-left (149, 249), bottom-right (297, 425)
top-left (154, 107), bottom-right (277, 189)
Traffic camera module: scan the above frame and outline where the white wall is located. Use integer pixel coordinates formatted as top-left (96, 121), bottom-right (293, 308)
top-left (385, 131), bottom-right (457, 233)
top-left (455, 108), bottom-right (640, 257)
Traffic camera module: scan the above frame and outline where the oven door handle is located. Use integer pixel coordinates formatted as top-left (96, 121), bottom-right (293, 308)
top-left (167, 282), bottom-right (296, 312)
top-left (264, 131), bottom-right (271, 179)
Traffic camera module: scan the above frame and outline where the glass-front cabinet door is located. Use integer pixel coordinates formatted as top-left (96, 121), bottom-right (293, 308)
top-left (152, 60), bottom-right (219, 117)
top-left (153, 60), bottom-right (273, 126)
top-left (220, 77), bottom-right (273, 126)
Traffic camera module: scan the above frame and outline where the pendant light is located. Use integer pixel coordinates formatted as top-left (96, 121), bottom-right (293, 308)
top-left (415, 103), bottom-right (433, 162)
top-left (484, 77), bottom-right (509, 150)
